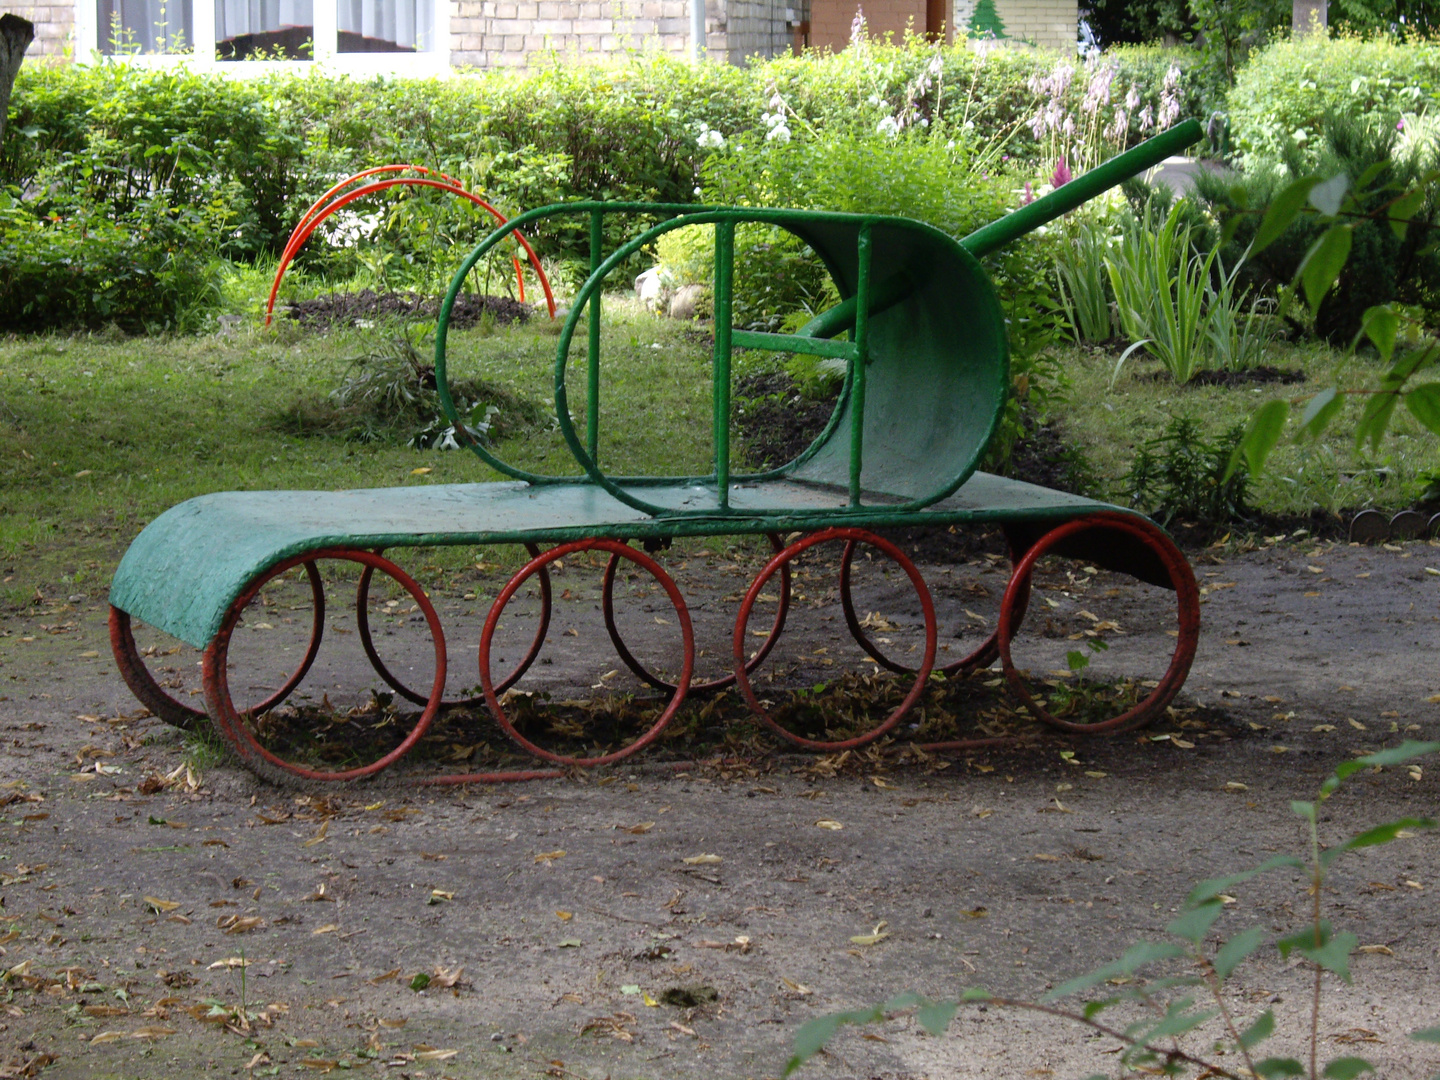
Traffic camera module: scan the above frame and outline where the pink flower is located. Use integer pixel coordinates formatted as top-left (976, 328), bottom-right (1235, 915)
top-left (1021, 181), bottom-right (1035, 205)
top-left (1051, 157), bottom-right (1072, 187)
top-left (1397, 117), bottom-right (1407, 131)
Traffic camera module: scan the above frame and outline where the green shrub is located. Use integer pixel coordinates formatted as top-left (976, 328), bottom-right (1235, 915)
top-left (1227, 34), bottom-right (1440, 173)
top-left (1123, 414), bottom-right (1250, 525)
top-left (1192, 108), bottom-right (1440, 345)
top-left (0, 191), bottom-right (224, 332)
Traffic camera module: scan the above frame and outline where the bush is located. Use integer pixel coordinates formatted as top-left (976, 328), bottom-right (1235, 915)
top-left (0, 191), bottom-right (224, 332)
top-left (1192, 108), bottom-right (1440, 345)
top-left (1226, 34), bottom-right (1440, 173)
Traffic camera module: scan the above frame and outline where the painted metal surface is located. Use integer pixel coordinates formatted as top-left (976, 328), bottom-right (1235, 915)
top-left (108, 122), bottom-right (1208, 781)
top-left (264, 165), bottom-right (557, 326)
top-left (997, 513), bottom-right (1201, 734)
top-left (732, 528), bottom-right (938, 750)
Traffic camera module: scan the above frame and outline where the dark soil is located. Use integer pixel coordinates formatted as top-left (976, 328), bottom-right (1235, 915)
top-left (1188, 365), bottom-right (1307, 387)
top-left (284, 290), bottom-right (531, 331)
top-left (733, 371), bottom-right (837, 469)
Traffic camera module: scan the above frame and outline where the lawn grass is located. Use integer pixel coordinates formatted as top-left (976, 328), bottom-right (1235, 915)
top-left (0, 298), bottom-right (716, 603)
top-left (3, 304), bottom-right (1439, 609)
top-left (1059, 340), bottom-right (1440, 519)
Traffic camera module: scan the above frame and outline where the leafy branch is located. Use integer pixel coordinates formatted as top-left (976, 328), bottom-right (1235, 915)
top-left (1223, 165), bottom-right (1440, 479)
top-left (784, 741), bottom-right (1440, 1080)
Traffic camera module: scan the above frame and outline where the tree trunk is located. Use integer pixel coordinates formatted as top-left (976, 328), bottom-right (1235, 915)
top-left (0, 13), bottom-right (35, 145)
top-left (1292, 0), bottom-right (1327, 37)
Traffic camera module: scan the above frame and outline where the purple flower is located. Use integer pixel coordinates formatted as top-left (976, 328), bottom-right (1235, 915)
top-left (1051, 157), bottom-right (1072, 187)
top-left (1398, 117), bottom-right (1407, 131)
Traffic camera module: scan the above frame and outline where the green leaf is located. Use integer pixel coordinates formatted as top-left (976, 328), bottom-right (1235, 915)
top-left (1214, 926), bottom-right (1266, 981)
top-left (1255, 1057), bottom-right (1306, 1078)
top-left (1300, 226), bottom-right (1353, 312)
top-left (1389, 185), bottom-right (1428, 239)
top-left (1359, 305), bottom-right (1400, 362)
top-left (785, 1014), bottom-right (847, 1075)
top-left (1291, 800), bottom-right (1316, 822)
top-left (1300, 387), bottom-right (1343, 438)
top-left (1041, 941), bottom-right (1186, 1002)
top-left (1309, 173), bottom-right (1350, 217)
top-left (1066, 650), bottom-right (1090, 671)
top-left (1355, 390), bottom-right (1399, 453)
top-left (1239, 1010), bottom-right (1276, 1050)
top-left (1335, 741), bottom-right (1440, 782)
top-left (1139, 1002), bottom-right (1217, 1041)
top-left (1323, 1056), bottom-right (1375, 1079)
top-left (916, 1000), bottom-right (958, 1035)
top-left (1166, 900), bottom-right (1222, 945)
top-left (1410, 1026), bottom-right (1440, 1044)
top-left (1188, 854), bottom-right (1305, 906)
top-left (1253, 177), bottom-right (1319, 254)
top-left (1405, 384), bottom-right (1440, 437)
top-left (1227, 398), bottom-right (1290, 480)
top-left (1320, 817), bottom-right (1438, 868)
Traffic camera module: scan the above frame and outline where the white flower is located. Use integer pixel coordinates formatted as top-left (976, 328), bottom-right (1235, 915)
top-left (765, 111), bottom-right (785, 128)
top-left (868, 93), bottom-right (882, 106)
top-left (693, 186), bottom-right (703, 196)
top-left (918, 117), bottom-right (929, 127)
top-left (698, 128), bottom-right (725, 149)
top-left (766, 124), bottom-right (792, 143)
top-left (876, 116), bottom-right (900, 137)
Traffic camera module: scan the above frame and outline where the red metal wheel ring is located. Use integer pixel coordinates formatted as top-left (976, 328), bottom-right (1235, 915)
top-left (838, 537), bottom-right (1031, 679)
top-left (996, 513), bottom-right (1200, 735)
top-left (355, 543), bottom-right (551, 706)
top-left (109, 606), bottom-right (206, 730)
top-left (110, 561), bottom-right (325, 729)
top-left (600, 534), bottom-right (790, 694)
top-left (203, 548), bottom-right (446, 783)
top-left (479, 539), bottom-right (694, 768)
top-left (732, 528), bottom-right (937, 752)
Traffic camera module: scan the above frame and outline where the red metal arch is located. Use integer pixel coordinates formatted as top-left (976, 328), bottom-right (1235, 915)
top-left (265, 165), bottom-right (556, 326)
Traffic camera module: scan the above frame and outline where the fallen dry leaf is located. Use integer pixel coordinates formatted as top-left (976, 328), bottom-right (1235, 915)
top-left (616, 822), bottom-right (655, 835)
top-left (143, 897), bottom-right (180, 914)
top-left (534, 850), bottom-right (567, 863)
top-left (682, 853), bottom-right (722, 865)
top-left (849, 921), bottom-right (889, 946)
top-left (369, 969), bottom-right (401, 984)
top-left (312, 925), bottom-right (338, 935)
top-left (415, 1049), bottom-right (458, 1061)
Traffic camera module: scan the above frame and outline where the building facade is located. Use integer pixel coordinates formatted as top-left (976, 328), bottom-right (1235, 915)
top-left (9, 0), bottom-right (1074, 68)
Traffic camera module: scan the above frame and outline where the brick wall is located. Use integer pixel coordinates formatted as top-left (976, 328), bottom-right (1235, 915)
top-left (811, 0), bottom-right (1073, 53)
top-left (7, 1), bottom-right (74, 58)
top-left (450, 0), bottom-right (795, 67)
top-left (810, 0), bottom-right (922, 52)
top-left (992, 0), bottom-right (1074, 50)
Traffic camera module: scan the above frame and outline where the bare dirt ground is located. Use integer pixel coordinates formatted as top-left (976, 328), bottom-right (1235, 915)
top-left (1, 534), bottom-right (1439, 1080)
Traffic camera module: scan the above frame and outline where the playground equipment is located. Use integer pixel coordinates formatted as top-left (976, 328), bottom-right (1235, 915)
top-left (264, 164), bottom-right (556, 326)
top-left (109, 121), bottom-right (1205, 785)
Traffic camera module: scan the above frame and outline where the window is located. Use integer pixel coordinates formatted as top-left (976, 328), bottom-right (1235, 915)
top-left (80, 0), bottom-right (446, 70)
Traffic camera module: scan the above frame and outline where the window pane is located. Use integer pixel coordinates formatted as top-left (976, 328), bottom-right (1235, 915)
top-left (337, 0), bottom-right (432, 52)
top-left (216, 0), bottom-right (314, 59)
top-left (97, 0), bottom-right (194, 53)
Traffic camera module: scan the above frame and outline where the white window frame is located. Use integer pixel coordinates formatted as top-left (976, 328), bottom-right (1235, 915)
top-left (76, 0), bottom-right (450, 74)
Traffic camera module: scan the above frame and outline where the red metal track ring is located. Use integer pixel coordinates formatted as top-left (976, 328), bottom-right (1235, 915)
top-left (479, 539), bottom-right (694, 768)
top-left (203, 549), bottom-right (445, 783)
top-left (109, 561), bottom-right (325, 730)
top-left (601, 534), bottom-right (790, 694)
top-left (997, 513), bottom-right (1200, 735)
top-left (355, 543), bottom-right (550, 707)
top-left (837, 537), bottom-right (1032, 678)
top-left (733, 528), bottom-right (937, 751)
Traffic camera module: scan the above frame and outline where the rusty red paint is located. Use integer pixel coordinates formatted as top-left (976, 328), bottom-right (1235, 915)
top-left (733, 528), bottom-right (937, 751)
top-left (478, 539), bottom-right (695, 768)
top-left (264, 167), bottom-right (556, 326)
top-left (997, 513), bottom-right (1200, 735)
top-left (203, 549), bottom-right (446, 783)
